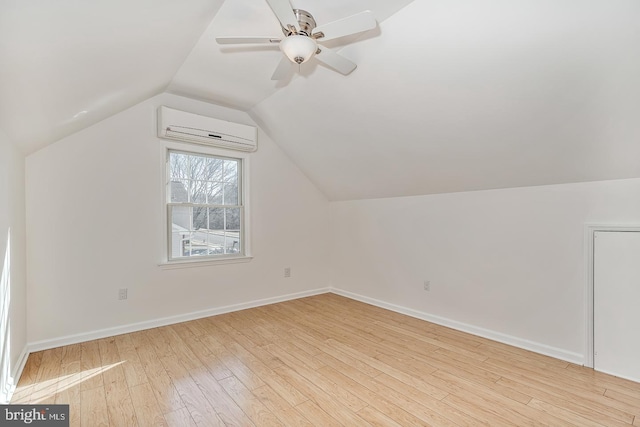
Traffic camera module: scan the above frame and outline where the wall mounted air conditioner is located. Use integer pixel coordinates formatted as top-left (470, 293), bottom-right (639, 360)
top-left (157, 106), bottom-right (257, 152)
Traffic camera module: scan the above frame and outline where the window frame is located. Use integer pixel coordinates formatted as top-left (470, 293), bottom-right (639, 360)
top-left (160, 142), bottom-right (252, 268)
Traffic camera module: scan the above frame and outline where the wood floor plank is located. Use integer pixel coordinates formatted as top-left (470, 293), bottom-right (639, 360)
top-left (165, 325), bottom-right (205, 371)
top-left (565, 363), bottom-right (640, 397)
top-left (527, 398), bottom-right (622, 427)
top-left (80, 341), bottom-right (104, 392)
top-left (422, 356), bottom-right (533, 405)
top-left (252, 384), bottom-right (313, 427)
top-left (442, 392), bottom-right (517, 427)
top-left (104, 376), bottom-right (138, 427)
top-left (266, 344), bottom-right (367, 412)
top-left (219, 329), bottom-right (285, 372)
top-left (375, 321), bottom-right (488, 361)
top-left (204, 341), bottom-right (266, 391)
top-left (485, 355), bottom-right (607, 395)
top-left (60, 343), bottom-right (82, 366)
top-left (30, 347), bottom-right (63, 403)
top-left (433, 370), bottom-right (572, 427)
top-left (497, 376), bottom-right (633, 427)
top-left (605, 389), bottom-right (640, 418)
top-left (81, 386), bottom-right (110, 427)
top-left (189, 367), bottom-right (255, 426)
top-left (368, 372), bottom-right (480, 427)
top-left (320, 363), bottom-right (470, 427)
top-left (143, 328), bottom-right (176, 360)
top-left (160, 351), bottom-right (225, 427)
top-left (97, 338), bottom-right (120, 366)
top-left (312, 339), bottom-right (383, 380)
top-left (274, 407), bottom-right (316, 427)
top-left (356, 405), bottom-right (406, 427)
top-left (226, 341), bottom-right (308, 406)
top-left (54, 348), bottom-right (82, 427)
top-left (478, 340), bottom-right (572, 369)
top-left (324, 337), bottom-right (448, 400)
top-left (128, 382), bottom-right (166, 426)
top-left (488, 359), bottom-right (636, 423)
top-left (189, 334), bottom-right (235, 380)
top-left (218, 375), bottom-right (283, 426)
top-left (265, 341), bottom-right (326, 372)
top-left (11, 293), bottom-right (640, 426)
top-left (164, 408), bottom-right (197, 427)
top-left (274, 364), bottom-right (373, 426)
top-left (134, 335), bottom-right (185, 415)
top-left (295, 400), bottom-right (343, 427)
top-left (114, 334), bottom-right (149, 388)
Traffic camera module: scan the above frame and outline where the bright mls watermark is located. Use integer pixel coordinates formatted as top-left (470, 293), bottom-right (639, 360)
top-left (1, 405), bottom-right (69, 426)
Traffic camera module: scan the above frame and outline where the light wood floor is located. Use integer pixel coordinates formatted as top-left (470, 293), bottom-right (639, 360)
top-left (11, 293), bottom-right (640, 426)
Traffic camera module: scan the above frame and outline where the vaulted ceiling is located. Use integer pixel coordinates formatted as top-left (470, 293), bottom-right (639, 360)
top-left (2, 0), bottom-right (640, 200)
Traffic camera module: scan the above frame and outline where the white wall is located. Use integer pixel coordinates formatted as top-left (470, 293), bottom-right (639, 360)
top-left (26, 93), bottom-right (330, 345)
top-left (0, 128), bottom-right (27, 402)
top-left (330, 179), bottom-right (640, 362)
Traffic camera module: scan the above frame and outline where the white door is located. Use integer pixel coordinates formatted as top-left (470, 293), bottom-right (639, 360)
top-left (593, 231), bottom-right (640, 382)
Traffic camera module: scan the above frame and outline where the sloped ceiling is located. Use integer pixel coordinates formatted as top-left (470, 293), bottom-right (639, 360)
top-left (2, 0), bottom-right (640, 200)
top-left (0, 0), bottom-right (223, 153)
top-left (251, 0), bottom-right (640, 200)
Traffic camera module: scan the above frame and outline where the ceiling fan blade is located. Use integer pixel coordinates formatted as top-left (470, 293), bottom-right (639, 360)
top-left (216, 37), bottom-right (281, 45)
top-left (315, 47), bottom-right (357, 75)
top-left (313, 11), bottom-right (376, 42)
top-left (271, 56), bottom-right (293, 80)
top-left (265, 0), bottom-right (300, 32)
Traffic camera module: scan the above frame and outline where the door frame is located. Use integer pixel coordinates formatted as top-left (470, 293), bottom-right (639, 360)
top-left (584, 223), bottom-right (640, 368)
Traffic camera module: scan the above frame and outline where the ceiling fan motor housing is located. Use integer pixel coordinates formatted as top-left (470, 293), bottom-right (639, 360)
top-left (282, 9), bottom-right (316, 36)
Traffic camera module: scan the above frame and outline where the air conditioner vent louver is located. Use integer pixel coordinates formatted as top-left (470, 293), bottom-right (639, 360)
top-left (158, 106), bottom-right (257, 152)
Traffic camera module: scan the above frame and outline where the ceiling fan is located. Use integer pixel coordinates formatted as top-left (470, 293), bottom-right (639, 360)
top-left (216, 0), bottom-right (377, 80)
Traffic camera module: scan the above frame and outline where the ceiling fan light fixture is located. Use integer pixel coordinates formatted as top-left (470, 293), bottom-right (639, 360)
top-left (280, 35), bottom-right (317, 64)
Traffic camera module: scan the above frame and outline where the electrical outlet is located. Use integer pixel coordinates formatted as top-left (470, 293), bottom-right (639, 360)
top-left (423, 280), bottom-right (430, 291)
top-left (118, 288), bottom-right (128, 300)
top-left (284, 267), bottom-right (291, 278)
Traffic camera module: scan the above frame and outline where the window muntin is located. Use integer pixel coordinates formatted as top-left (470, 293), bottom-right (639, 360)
top-left (167, 150), bottom-right (243, 260)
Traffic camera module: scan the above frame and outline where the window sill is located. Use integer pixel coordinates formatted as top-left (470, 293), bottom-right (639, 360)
top-left (158, 255), bottom-right (253, 269)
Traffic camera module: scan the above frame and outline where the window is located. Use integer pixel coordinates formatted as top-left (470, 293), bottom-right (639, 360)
top-left (167, 150), bottom-right (245, 261)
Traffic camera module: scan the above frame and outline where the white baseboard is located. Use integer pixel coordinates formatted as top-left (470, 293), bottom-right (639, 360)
top-left (28, 287), bottom-right (331, 353)
top-left (331, 288), bottom-right (584, 365)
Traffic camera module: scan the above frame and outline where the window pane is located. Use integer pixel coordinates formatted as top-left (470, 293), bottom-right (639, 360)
top-left (169, 152), bottom-right (189, 181)
top-left (192, 180), bottom-right (207, 204)
top-left (193, 207), bottom-right (208, 230)
top-left (225, 235), bottom-right (241, 254)
top-left (207, 182), bottom-right (223, 205)
top-left (223, 182), bottom-right (238, 205)
top-left (208, 207), bottom-right (224, 230)
top-left (189, 155), bottom-right (208, 181)
top-left (207, 230), bottom-right (225, 255)
top-left (193, 230), bottom-right (207, 253)
top-left (224, 160), bottom-right (238, 183)
top-left (170, 180), bottom-right (189, 203)
top-left (207, 157), bottom-right (224, 181)
top-left (225, 208), bottom-right (241, 231)
top-left (171, 206), bottom-right (191, 232)
top-left (185, 231), bottom-right (209, 257)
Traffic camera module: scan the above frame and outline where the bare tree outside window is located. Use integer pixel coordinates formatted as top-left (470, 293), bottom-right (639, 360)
top-left (168, 151), bottom-right (242, 259)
